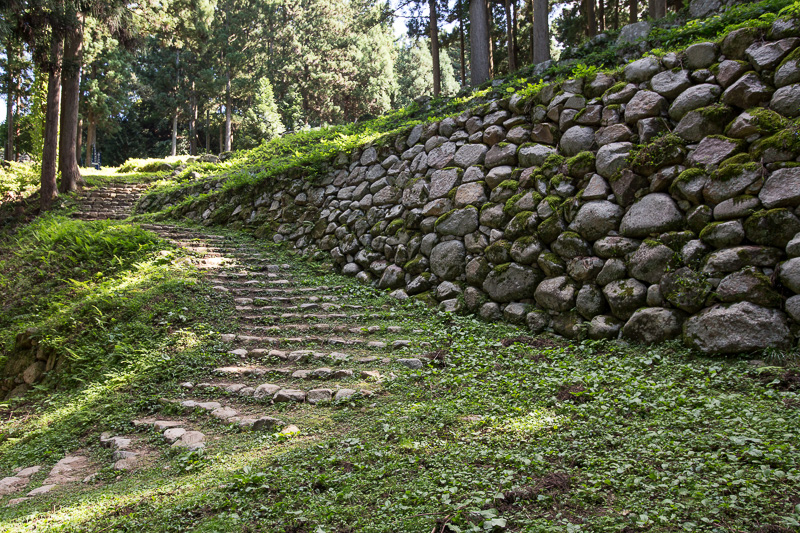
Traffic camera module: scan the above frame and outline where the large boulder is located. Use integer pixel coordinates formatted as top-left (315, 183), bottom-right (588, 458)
top-left (534, 276), bottom-right (578, 312)
top-left (625, 91), bottom-right (666, 123)
top-left (453, 144), bottom-right (488, 168)
top-left (627, 241), bottom-right (676, 284)
top-left (623, 308), bottom-right (686, 344)
top-left (560, 126), bottom-right (595, 156)
top-left (744, 209), bottom-right (800, 248)
top-left (702, 246), bottom-right (784, 274)
top-left (779, 257), bottom-right (800, 293)
top-left (660, 267), bottom-right (712, 313)
top-left (683, 302), bottom-right (791, 354)
top-left (430, 241), bottom-right (466, 280)
top-left (689, 0), bottom-right (720, 18)
top-left (721, 73), bottom-right (774, 109)
top-left (619, 193), bottom-right (684, 238)
top-left (745, 38), bottom-right (799, 72)
top-left (759, 167), bottom-right (800, 209)
top-left (595, 142), bottom-right (632, 179)
top-left (482, 263), bottom-right (543, 302)
top-left (687, 136), bottom-right (743, 167)
top-left (624, 57), bottom-right (661, 83)
top-left (603, 278), bottom-right (648, 320)
top-left (770, 83), bottom-right (800, 117)
top-left (518, 144), bottom-right (556, 167)
top-left (569, 201), bottom-right (624, 241)
top-left (617, 21), bottom-right (651, 44)
top-left (669, 84), bottom-right (721, 120)
top-left (717, 267), bottom-right (782, 307)
top-left (650, 70), bottom-right (691, 99)
top-left (435, 207), bottom-right (479, 236)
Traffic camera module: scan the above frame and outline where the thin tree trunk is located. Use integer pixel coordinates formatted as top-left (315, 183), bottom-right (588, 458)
top-left (86, 110), bottom-right (96, 167)
top-left (459, 0), bottom-right (467, 86)
top-left (469, 0), bottom-right (491, 85)
top-left (504, 0), bottom-right (516, 71)
top-left (599, 0), bottom-right (605, 31)
top-left (171, 51), bottom-right (179, 157)
top-left (225, 69), bottom-right (231, 151)
top-left (206, 109), bottom-right (210, 152)
top-left (533, 0), bottom-right (550, 64)
top-left (5, 52), bottom-right (13, 161)
top-left (629, 0), bottom-right (637, 23)
top-left (219, 121), bottom-right (223, 154)
top-left (648, 0), bottom-right (656, 19)
top-left (529, 0), bottom-right (534, 63)
top-left (190, 81), bottom-right (197, 156)
top-left (586, 0), bottom-right (597, 37)
top-left (58, 11), bottom-right (84, 193)
top-left (512, 0), bottom-right (519, 69)
top-left (76, 117), bottom-right (82, 166)
top-left (613, 0), bottom-right (619, 28)
top-left (429, 0), bottom-right (441, 96)
top-left (41, 37), bottom-right (63, 211)
top-left (488, 2), bottom-right (495, 77)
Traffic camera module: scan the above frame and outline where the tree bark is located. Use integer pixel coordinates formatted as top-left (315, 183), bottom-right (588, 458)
top-left (190, 81), bottom-right (197, 156)
top-left (469, 0), bottom-right (491, 85)
top-left (488, 2), bottom-right (495, 77)
top-left (653, 0), bottom-right (666, 18)
top-left (613, 0), bottom-right (619, 28)
top-left (533, 0), bottom-right (550, 64)
top-left (586, 0), bottom-right (597, 37)
top-left (41, 37), bottom-right (63, 211)
top-left (225, 69), bottom-right (231, 151)
top-left (528, 0), bottom-right (534, 63)
top-left (599, 0), bottom-right (605, 31)
top-left (512, 0), bottom-right (519, 70)
top-left (76, 116), bottom-right (82, 166)
top-left (5, 50), bottom-right (13, 161)
top-left (504, 0), bottom-right (516, 72)
top-left (58, 11), bottom-right (84, 193)
top-left (171, 51), bottom-right (179, 157)
top-left (629, 0), bottom-right (637, 23)
top-left (458, 0), bottom-right (467, 86)
top-left (86, 110), bottom-right (96, 167)
top-left (429, 0), bottom-right (441, 96)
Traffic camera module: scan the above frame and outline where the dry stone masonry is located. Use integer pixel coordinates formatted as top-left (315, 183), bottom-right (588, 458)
top-left (139, 17), bottom-right (800, 355)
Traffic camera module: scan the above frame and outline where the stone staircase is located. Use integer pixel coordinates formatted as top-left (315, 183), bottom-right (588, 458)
top-left (71, 183), bottom-right (151, 220)
top-left (3, 185), bottom-right (437, 505)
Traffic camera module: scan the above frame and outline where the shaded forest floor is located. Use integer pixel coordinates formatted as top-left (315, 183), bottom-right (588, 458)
top-left (0, 170), bottom-right (797, 532)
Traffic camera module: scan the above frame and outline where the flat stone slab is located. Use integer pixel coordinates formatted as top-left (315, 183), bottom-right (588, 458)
top-left (274, 389), bottom-right (306, 402)
top-left (27, 485), bottom-right (57, 497)
top-left (44, 456), bottom-right (91, 485)
top-left (163, 428), bottom-right (187, 443)
top-left (172, 431), bottom-right (206, 450)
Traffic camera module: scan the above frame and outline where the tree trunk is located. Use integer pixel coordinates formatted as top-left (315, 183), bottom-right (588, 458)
top-left (599, 0), bottom-right (605, 31)
top-left (190, 81), bottom-right (197, 156)
top-left (171, 51), bottom-right (179, 157)
top-left (529, 0), bottom-right (534, 63)
top-left (58, 11), bottom-right (84, 193)
top-left (469, 0), bottom-right (491, 85)
top-left (613, 0), bottom-right (619, 28)
top-left (533, 0), bottom-right (550, 64)
top-left (654, 0), bottom-right (666, 18)
top-left (86, 110), bottom-right (96, 167)
top-left (488, 2), bottom-right (495, 77)
top-left (512, 0), bottom-right (519, 70)
top-left (76, 117), bottom-right (82, 166)
top-left (459, 0), bottom-right (467, 86)
top-left (5, 54), bottom-right (13, 161)
top-left (219, 122), bottom-right (223, 154)
top-left (225, 69), bottom-right (232, 151)
top-left (629, 0), bottom-right (637, 23)
top-left (504, 0), bottom-right (516, 72)
top-left (41, 37), bottom-right (63, 211)
top-left (429, 0), bottom-right (441, 96)
top-left (206, 109), bottom-right (210, 152)
top-left (586, 0), bottom-right (597, 37)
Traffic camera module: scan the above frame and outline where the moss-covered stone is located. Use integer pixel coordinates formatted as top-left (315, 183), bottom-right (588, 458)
top-left (566, 151), bottom-right (596, 178)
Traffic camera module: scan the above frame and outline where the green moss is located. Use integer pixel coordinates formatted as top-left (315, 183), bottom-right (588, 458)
top-left (497, 179), bottom-right (519, 190)
top-left (752, 124), bottom-right (800, 158)
top-left (606, 103), bottom-right (621, 112)
top-left (480, 202), bottom-right (497, 214)
top-left (542, 153), bottom-right (566, 168)
top-left (740, 107), bottom-right (790, 135)
top-left (573, 108), bottom-right (587, 121)
top-left (566, 151), bottom-right (596, 174)
top-left (675, 167), bottom-right (707, 184)
top-left (544, 195), bottom-right (561, 210)
top-left (602, 81), bottom-right (628, 98)
top-left (777, 44), bottom-right (800, 70)
top-left (434, 209), bottom-right (456, 228)
top-left (718, 153), bottom-right (752, 168)
top-left (713, 161), bottom-right (760, 182)
top-left (386, 218), bottom-right (404, 235)
top-left (494, 262), bottom-right (512, 274)
top-left (698, 103), bottom-right (732, 122)
top-left (629, 133), bottom-right (685, 170)
top-left (504, 193), bottom-right (525, 215)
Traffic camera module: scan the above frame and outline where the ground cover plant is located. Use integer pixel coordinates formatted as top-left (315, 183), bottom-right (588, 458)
top-left (0, 198), bottom-right (798, 532)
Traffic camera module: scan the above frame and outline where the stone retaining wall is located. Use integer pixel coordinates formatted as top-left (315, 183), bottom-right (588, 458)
top-left (139, 19), bottom-right (800, 354)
